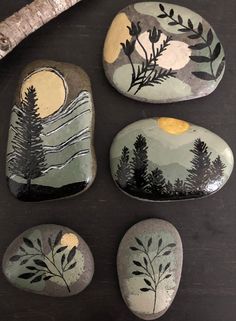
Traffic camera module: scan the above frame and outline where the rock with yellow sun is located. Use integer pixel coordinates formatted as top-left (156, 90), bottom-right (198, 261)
top-left (103, 2), bottom-right (225, 103)
top-left (2, 224), bottom-right (94, 297)
top-left (6, 60), bottom-right (97, 201)
top-left (110, 118), bottom-right (234, 201)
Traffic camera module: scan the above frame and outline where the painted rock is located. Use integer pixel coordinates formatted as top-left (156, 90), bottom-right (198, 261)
top-left (110, 117), bottom-right (234, 201)
top-left (2, 225), bottom-right (94, 297)
top-left (103, 2), bottom-right (225, 103)
top-left (6, 60), bottom-right (96, 201)
top-left (117, 219), bottom-right (183, 320)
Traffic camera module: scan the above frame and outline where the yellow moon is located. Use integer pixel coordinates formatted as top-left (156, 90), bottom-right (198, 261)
top-left (21, 69), bottom-right (68, 118)
top-left (158, 117), bottom-right (190, 135)
top-left (61, 233), bottom-right (79, 249)
top-left (103, 13), bottom-right (131, 64)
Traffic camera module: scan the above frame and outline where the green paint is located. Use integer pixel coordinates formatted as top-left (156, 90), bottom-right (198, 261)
top-left (113, 64), bottom-right (192, 102)
top-left (110, 119), bottom-right (234, 186)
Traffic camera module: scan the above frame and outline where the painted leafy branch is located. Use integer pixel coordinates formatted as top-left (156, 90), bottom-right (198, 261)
top-left (158, 3), bottom-right (225, 81)
top-left (9, 231), bottom-right (77, 293)
top-left (121, 22), bottom-right (176, 94)
top-left (130, 236), bottom-right (176, 313)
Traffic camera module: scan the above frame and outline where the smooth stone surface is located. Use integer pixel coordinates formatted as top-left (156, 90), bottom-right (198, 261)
top-left (117, 219), bottom-right (183, 320)
top-left (6, 60), bottom-right (96, 201)
top-left (110, 117), bottom-right (234, 201)
top-left (103, 2), bottom-right (225, 103)
top-left (2, 224), bottom-right (94, 297)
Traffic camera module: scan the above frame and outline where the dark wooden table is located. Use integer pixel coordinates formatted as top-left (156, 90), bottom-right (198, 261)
top-left (0, 1), bottom-right (235, 320)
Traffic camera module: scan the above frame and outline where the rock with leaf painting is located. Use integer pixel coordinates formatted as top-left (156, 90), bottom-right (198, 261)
top-left (6, 60), bottom-right (96, 201)
top-left (103, 2), bottom-right (225, 103)
top-left (117, 219), bottom-right (183, 320)
top-left (110, 117), bottom-right (234, 201)
top-left (2, 225), bottom-right (94, 297)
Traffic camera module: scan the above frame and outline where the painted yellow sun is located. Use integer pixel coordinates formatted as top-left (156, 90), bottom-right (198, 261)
top-left (21, 68), bottom-right (68, 118)
top-left (60, 233), bottom-right (79, 249)
top-left (158, 117), bottom-right (190, 135)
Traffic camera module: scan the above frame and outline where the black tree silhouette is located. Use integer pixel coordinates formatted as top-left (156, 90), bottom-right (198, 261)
top-left (165, 180), bottom-right (174, 196)
top-left (115, 135), bottom-right (226, 200)
top-left (174, 178), bottom-right (186, 195)
top-left (116, 146), bottom-right (131, 189)
top-left (186, 138), bottom-right (212, 193)
top-left (210, 155), bottom-right (226, 184)
top-left (146, 167), bottom-right (166, 196)
top-left (130, 135), bottom-right (148, 190)
top-left (8, 86), bottom-right (47, 191)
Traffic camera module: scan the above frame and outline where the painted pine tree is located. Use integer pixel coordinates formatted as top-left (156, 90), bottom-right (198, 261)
top-left (146, 167), bottom-right (166, 196)
top-left (130, 134), bottom-right (148, 191)
top-left (165, 180), bottom-right (174, 196)
top-left (174, 178), bottom-right (186, 195)
top-left (210, 155), bottom-right (226, 185)
top-left (186, 138), bottom-right (212, 193)
top-left (116, 146), bottom-right (131, 189)
top-left (9, 86), bottom-right (47, 191)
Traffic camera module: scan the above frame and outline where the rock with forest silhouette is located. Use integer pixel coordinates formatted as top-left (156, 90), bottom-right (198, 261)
top-left (110, 118), bottom-right (234, 201)
top-left (6, 61), bottom-right (96, 201)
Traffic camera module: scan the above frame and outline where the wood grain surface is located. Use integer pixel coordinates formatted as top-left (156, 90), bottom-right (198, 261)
top-left (0, 1), bottom-right (235, 320)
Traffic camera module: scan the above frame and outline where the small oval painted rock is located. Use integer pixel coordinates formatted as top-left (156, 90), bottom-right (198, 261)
top-left (2, 225), bottom-right (94, 297)
top-left (117, 219), bottom-right (183, 320)
top-left (103, 2), bottom-right (225, 103)
top-left (110, 117), bottom-right (234, 201)
top-left (6, 60), bottom-right (96, 201)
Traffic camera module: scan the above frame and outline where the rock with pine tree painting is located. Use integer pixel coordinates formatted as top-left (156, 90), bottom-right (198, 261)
top-left (110, 118), bottom-right (234, 201)
top-left (6, 61), bottom-right (96, 201)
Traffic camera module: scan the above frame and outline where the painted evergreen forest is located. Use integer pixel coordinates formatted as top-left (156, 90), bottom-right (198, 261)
top-left (7, 86), bottom-right (91, 201)
top-left (115, 134), bottom-right (226, 200)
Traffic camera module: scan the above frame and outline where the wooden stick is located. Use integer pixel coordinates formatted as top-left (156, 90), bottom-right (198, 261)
top-left (0, 0), bottom-right (82, 59)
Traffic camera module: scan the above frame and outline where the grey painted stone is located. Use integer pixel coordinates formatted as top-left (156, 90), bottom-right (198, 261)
top-left (117, 219), bottom-right (183, 320)
top-left (2, 225), bottom-right (94, 297)
top-left (103, 2), bottom-right (225, 103)
top-left (6, 60), bottom-right (96, 201)
top-left (110, 117), bottom-right (234, 201)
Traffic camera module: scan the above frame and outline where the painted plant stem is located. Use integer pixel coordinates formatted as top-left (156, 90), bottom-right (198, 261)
top-left (130, 237), bottom-right (176, 314)
top-left (10, 232), bottom-right (78, 293)
top-left (36, 246), bottom-right (71, 292)
top-left (0, 0), bottom-right (82, 60)
top-left (27, 242), bottom-right (71, 292)
top-left (158, 4), bottom-right (224, 81)
top-left (121, 22), bottom-right (176, 94)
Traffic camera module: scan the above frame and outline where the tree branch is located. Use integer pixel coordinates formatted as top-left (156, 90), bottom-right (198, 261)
top-left (0, 0), bottom-right (82, 60)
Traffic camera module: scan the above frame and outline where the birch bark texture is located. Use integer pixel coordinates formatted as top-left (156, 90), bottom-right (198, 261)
top-left (0, 0), bottom-right (82, 59)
